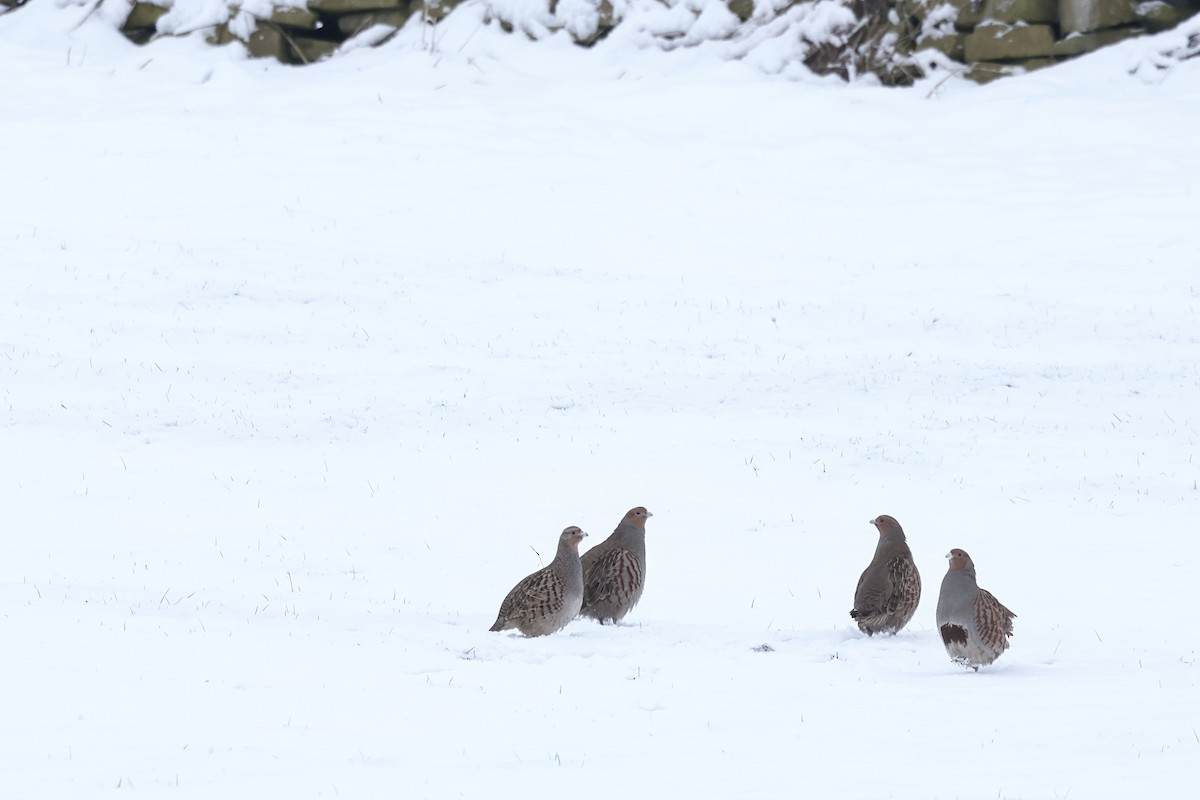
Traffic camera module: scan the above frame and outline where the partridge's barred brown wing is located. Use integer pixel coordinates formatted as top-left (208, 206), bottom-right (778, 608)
top-left (850, 515), bottom-right (922, 636)
top-left (490, 527), bottom-right (587, 637)
top-left (579, 506), bottom-right (652, 624)
top-left (935, 548), bottom-right (1016, 670)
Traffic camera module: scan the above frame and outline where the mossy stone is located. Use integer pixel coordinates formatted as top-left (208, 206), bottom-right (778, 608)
top-left (205, 23), bottom-right (239, 46)
top-left (965, 22), bottom-right (1056, 60)
top-left (1053, 25), bottom-right (1143, 55)
top-left (983, 0), bottom-right (1058, 22)
top-left (916, 31), bottom-right (968, 60)
top-left (1060, 0), bottom-right (1136, 33)
top-left (266, 8), bottom-right (321, 29)
top-left (336, 9), bottom-right (415, 36)
top-left (125, 2), bottom-right (169, 30)
top-left (290, 35), bottom-right (341, 63)
top-left (727, 0), bottom-right (755, 21)
top-left (246, 25), bottom-right (292, 61)
top-left (1134, 1), bottom-right (1198, 31)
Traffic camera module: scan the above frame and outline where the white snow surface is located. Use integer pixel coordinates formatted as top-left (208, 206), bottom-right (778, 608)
top-left (3, 3), bottom-right (1200, 798)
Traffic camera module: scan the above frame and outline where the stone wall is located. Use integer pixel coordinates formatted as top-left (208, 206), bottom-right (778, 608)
top-left (65, 0), bottom-right (1200, 81)
top-left (912, 0), bottom-right (1200, 81)
top-left (121, 1), bottom-right (446, 60)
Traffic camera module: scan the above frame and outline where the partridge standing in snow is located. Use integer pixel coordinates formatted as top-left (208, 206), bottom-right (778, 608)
top-left (579, 506), bottom-right (653, 624)
top-left (850, 514), bottom-right (922, 635)
top-left (490, 526), bottom-right (588, 637)
top-left (936, 548), bottom-right (1016, 670)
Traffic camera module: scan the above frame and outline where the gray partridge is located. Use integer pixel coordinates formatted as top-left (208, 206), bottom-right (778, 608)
top-left (936, 548), bottom-right (1016, 670)
top-left (490, 527), bottom-right (587, 637)
top-left (850, 514), bottom-right (922, 635)
top-left (579, 506), bottom-right (652, 624)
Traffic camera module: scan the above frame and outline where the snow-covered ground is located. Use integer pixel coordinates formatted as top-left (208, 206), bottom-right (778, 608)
top-left (3, 4), bottom-right (1200, 798)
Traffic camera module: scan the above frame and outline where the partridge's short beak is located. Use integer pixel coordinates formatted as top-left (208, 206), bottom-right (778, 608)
top-left (944, 551), bottom-right (953, 559)
top-left (646, 511), bottom-right (654, 518)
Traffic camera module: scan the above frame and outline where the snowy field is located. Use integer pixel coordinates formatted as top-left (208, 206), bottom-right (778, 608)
top-left (3, 4), bottom-right (1200, 798)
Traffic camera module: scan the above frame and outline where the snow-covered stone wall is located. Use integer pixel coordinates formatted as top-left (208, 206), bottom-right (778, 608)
top-left (918, 0), bottom-right (1199, 80)
top-left (6, 0), bottom-right (1199, 82)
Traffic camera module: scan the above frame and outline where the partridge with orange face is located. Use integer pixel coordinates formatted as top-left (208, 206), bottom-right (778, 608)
top-left (936, 548), bottom-right (1016, 670)
top-left (490, 527), bottom-right (587, 637)
top-left (579, 506), bottom-right (652, 624)
top-left (850, 515), bottom-right (922, 635)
